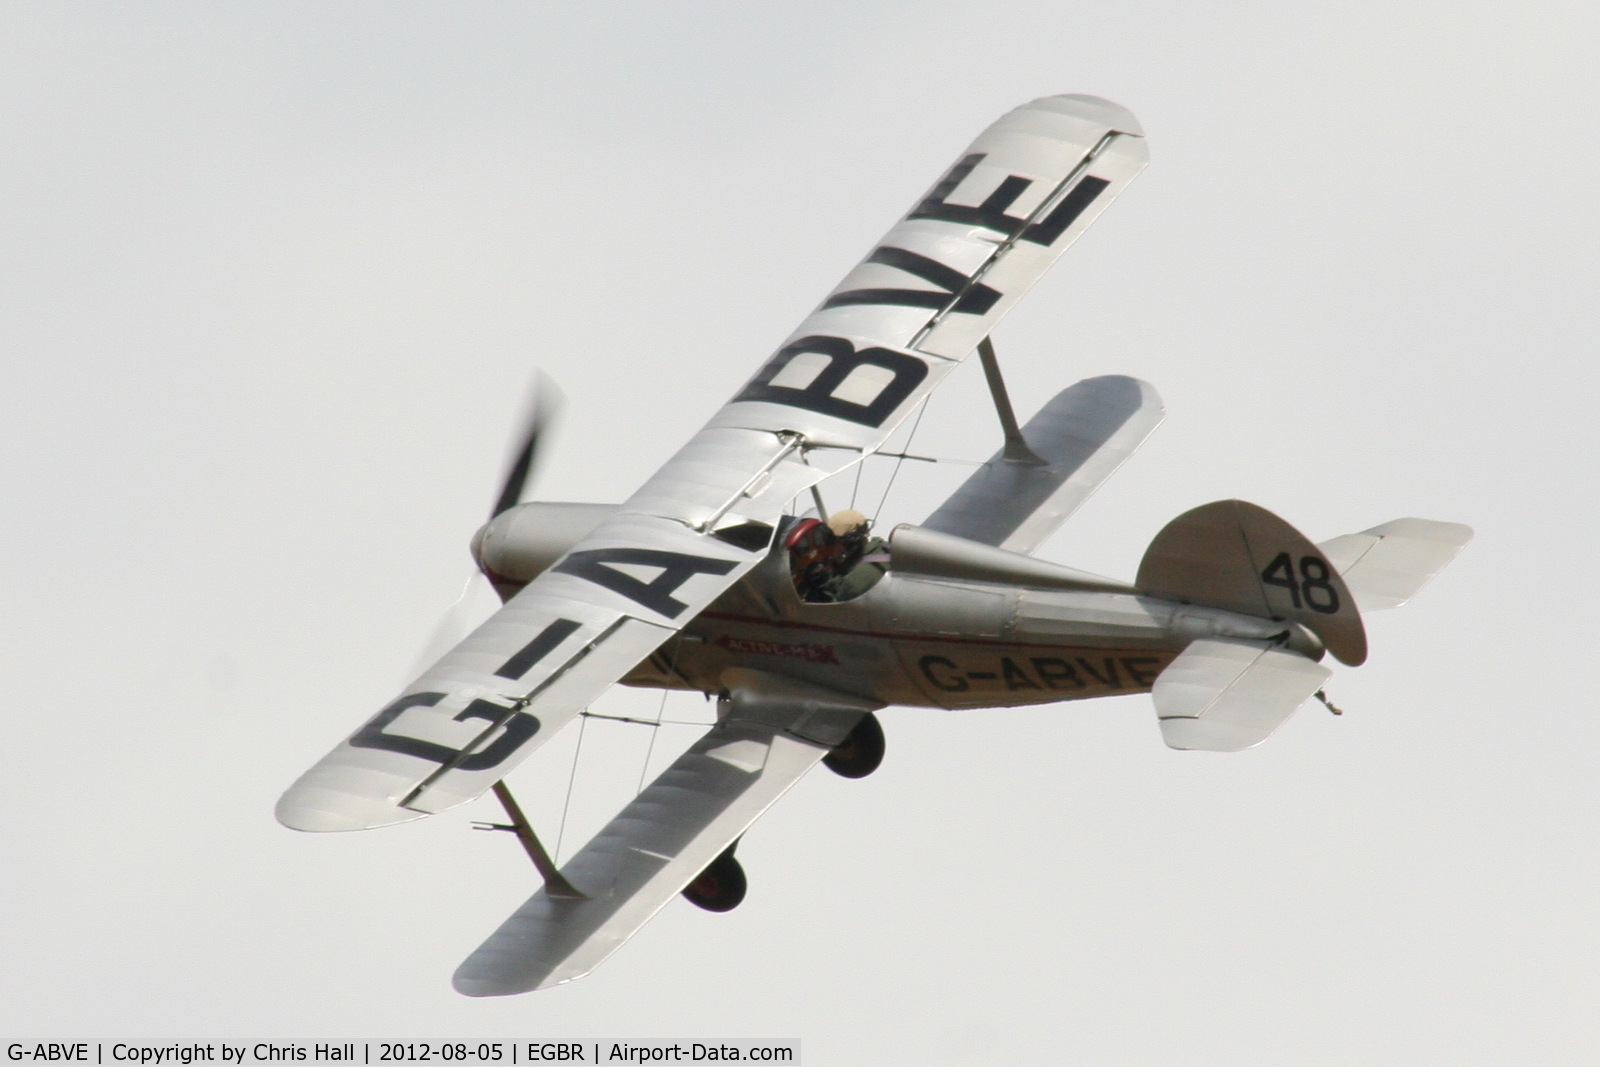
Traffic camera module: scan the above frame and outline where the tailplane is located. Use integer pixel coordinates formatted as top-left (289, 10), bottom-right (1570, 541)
top-left (1138, 501), bottom-right (1470, 752)
top-left (1152, 638), bottom-right (1331, 751)
top-left (1316, 519), bottom-right (1473, 612)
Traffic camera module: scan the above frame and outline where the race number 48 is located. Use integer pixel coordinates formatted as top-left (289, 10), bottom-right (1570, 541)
top-left (1260, 552), bottom-right (1340, 614)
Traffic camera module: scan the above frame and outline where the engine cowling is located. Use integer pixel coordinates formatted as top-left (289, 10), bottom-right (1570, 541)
top-left (470, 502), bottom-right (619, 590)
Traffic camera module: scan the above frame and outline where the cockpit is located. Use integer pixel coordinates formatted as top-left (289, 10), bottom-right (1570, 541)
top-left (785, 509), bottom-right (889, 603)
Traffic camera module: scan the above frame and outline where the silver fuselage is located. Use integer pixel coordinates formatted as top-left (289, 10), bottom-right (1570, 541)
top-left (596, 540), bottom-right (1287, 710)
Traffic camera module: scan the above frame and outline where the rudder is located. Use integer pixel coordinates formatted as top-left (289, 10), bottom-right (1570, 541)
top-left (1136, 499), bottom-right (1367, 666)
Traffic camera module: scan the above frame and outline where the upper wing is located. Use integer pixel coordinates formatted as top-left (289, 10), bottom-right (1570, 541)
top-left (921, 375), bottom-right (1163, 553)
top-left (276, 94), bottom-right (1149, 833)
top-left (453, 671), bottom-right (877, 995)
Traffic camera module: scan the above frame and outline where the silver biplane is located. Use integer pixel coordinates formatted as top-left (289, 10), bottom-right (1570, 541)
top-left (277, 95), bottom-right (1471, 996)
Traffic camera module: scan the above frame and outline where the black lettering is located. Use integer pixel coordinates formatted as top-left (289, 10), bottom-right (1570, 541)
top-left (1000, 657), bottom-right (1041, 690)
top-left (554, 548), bottom-right (737, 619)
top-left (495, 617), bottom-right (582, 679)
top-left (908, 153), bottom-right (1034, 236)
top-left (916, 152), bottom-right (981, 212)
top-left (350, 692), bottom-right (447, 761)
top-left (1260, 551), bottom-right (1302, 609)
top-left (1075, 657), bottom-right (1123, 689)
top-left (822, 246), bottom-right (1001, 316)
top-left (1031, 657), bottom-right (1086, 690)
top-left (733, 335), bottom-right (929, 427)
top-left (1020, 176), bottom-right (1111, 245)
top-left (907, 154), bottom-right (1111, 247)
top-left (1299, 556), bottom-right (1340, 614)
top-left (454, 699), bottom-right (542, 771)
top-left (350, 692), bottom-right (540, 770)
top-left (919, 655), bottom-right (969, 692)
top-left (1120, 656), bottom-right (1164, 687)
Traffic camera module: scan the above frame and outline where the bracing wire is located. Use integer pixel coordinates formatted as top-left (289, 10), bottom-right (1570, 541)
top-left (635, 635), bottom-right (687, 796)
top-left (582, 711), bottom-right (714, 728)
top-left (552, 712), bottom-right (589, 865)
top-left (872, 397), bottom-right (931, 525)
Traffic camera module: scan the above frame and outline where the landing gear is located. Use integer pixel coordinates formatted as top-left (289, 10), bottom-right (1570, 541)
top-left (823, 711), bottom-right (885, 779)
top-left (682, 844), bottom-right (747, 912)
top-left (680, 714), bottom-right (884, 913)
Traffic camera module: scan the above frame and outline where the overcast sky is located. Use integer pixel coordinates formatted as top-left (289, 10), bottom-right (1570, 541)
top-left (3, 2), bottom-right (1597, 1063)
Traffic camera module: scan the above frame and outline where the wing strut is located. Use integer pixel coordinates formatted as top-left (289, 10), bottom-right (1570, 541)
top-left (474, 782), bottom-right (587, 900)
top-left (809, 483), bottom-right (829, 518)
top-left (977, 338), bottom-right (1045, 465)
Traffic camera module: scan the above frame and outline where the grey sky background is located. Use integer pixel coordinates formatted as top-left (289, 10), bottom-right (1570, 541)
top-left (2, 2), bottom-right (1596, 1062)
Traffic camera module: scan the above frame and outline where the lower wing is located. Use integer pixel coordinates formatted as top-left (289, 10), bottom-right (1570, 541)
top-left (454, 672), bottom-right (879, 994)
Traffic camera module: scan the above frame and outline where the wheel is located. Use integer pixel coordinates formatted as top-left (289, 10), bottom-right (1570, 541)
top-left (682, 847), bottom-right (747, 912)
top-left (823, 711), bottom-right (885, 779)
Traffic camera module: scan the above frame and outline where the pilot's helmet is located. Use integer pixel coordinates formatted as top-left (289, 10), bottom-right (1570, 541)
top-left (827, 509), bottom-right (869, 539)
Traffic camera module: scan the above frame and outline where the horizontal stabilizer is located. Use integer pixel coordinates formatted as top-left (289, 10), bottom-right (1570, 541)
top-left (1153, 638), bottom-right (1330, 752)
top-left (921, 376), bottom-right (1163, 554)
top-left (1317, 519), bottom-right (1473, 612)
top-left (453, 675), bottom-right (876, 995)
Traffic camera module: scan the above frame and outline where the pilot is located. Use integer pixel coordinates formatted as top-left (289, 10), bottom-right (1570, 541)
top-left (786, 509), bottom-right (889, 603)
top-left (819, 509), bottom-right (888, 601)
top-left (785, 514), bottom-right (844, 602)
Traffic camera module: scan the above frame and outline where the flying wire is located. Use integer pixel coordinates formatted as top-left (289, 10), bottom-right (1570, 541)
top-left (635, 635), bottom-right (687, 795)
top-left (872, 397), bottom-right (931, 525)
top-left (553, 712), bottom-right (590, 865)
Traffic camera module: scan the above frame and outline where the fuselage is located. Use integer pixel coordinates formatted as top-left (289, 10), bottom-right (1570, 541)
top-left (488, 519), bottom-right (1295, 711)
top-left (627, 553), bottom-right (1184, 709)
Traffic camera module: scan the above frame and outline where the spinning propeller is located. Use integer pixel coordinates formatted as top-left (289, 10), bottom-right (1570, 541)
top-left (490, 372), bottom-right (562, 523)
top-left (407, 374), bottom-right (563, 678)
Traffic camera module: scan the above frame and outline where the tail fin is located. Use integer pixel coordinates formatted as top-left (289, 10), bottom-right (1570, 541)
top-left (1317, 519), bottom-right (1473, 612)
top-left (1136, 500), bottom-right (1367, 666)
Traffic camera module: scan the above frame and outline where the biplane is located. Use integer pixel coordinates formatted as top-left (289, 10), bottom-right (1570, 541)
top-left (277, 95), bottom-right (1471, 995)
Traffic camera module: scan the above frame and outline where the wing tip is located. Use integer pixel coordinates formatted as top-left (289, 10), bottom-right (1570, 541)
top-left (1027, 94), bottom-right (1145, 137)
top-left (451, 973), bottom-right (526, 998)
top-left (452, 959), bottom-right (578, 997)
top-left (274, 787), bottom-right (426, 832)
top-left (1368, 517), bottom-right (1476, 548)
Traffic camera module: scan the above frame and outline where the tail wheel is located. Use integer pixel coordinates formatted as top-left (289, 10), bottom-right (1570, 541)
top-left (682, 846), bottom-right (747, 912)
top-left (823, 712), bottom-right (885, 779)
